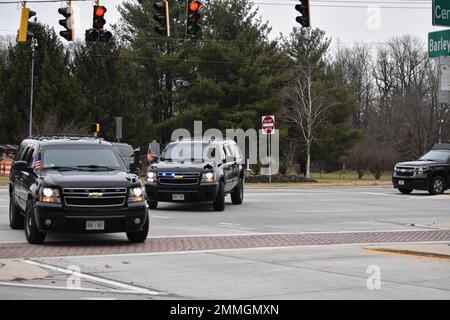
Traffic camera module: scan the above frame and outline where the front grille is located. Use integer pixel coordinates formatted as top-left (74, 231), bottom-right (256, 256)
top-left (158, 172), bottom-right (200, 185)
top-left (62, 188), bottom-right (127, 207)
top-left (395, 167), bottom-right (416, 177)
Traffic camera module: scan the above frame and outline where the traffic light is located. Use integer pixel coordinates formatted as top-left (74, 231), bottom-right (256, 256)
top-left (153, 1), bottom-right (170, 37)
top-left (58, 6), bottom-right (74, 41)
top-left (18, 6), bottom-right (36, 43)
top-left (295, 0), bottom-right (311, 28)
top-left (85, 5), bottom-right (112, 42)
top-left (91, 123), bottom-right (100, 135)
top-left (93, 5), bottom-right (107, 29)
top-left (186, 0), bottom-right (202, 36)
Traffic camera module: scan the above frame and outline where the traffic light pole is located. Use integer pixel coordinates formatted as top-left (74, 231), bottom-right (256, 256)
top-left (29, 37), bottom-right (37, 137)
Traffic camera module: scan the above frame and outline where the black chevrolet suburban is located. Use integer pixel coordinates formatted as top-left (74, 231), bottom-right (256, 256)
top-left (392, 143), bottom-right (450, 195)
top-left (145, 139), bottom-right (245, 211)
top-left (9, 135), bottom-right (148, 244)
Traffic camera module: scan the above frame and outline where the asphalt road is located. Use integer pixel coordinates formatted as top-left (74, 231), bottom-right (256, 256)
top-left (0, 186), bottom-right (449, 299)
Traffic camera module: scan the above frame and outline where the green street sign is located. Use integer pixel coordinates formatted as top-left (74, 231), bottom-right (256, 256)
top-left (429, 29), bottom-right (450, 58)
top-left (433, 0), bottom-right (450, 26)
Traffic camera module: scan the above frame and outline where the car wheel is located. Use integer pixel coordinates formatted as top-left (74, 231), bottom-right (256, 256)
top-left (147, 201), bottom-right (158, 209)
top-left (24, 199), bottom-right (46, 244)
top-left (9, 197), bottom-right (24, 230)
top-left (231, 178), bottom-right (244, 204)
top-left (398, 188), bottom-right (413, 195)
top-left (429, 176), bottom-right (446, 195)
top-left (213, 182), bottom-right (225, 211)
top-left (126, 213), bottom-right (149, 243)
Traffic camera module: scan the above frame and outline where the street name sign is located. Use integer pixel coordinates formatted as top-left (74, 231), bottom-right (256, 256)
top-left (429, 29), bottom-right (450, 58)
top-left (433, 0), bottom-right (450, 26)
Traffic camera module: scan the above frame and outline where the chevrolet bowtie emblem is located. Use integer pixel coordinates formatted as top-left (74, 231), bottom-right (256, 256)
top-left (175, 175), bottom-right (183, 179)
top-left (88, 192), bottom-right (103, 199)
top-left (401, 169), bottom-right (406, 173)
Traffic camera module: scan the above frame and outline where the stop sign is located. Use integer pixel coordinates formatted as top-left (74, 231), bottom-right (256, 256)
top-left (262, 115), bottom-right (275, 135)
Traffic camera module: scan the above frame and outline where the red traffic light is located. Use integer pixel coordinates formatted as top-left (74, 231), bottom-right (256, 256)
top-left (95, 6), bottom-right (106, 17)
top-left (189, 1), bottom-right (202, 12)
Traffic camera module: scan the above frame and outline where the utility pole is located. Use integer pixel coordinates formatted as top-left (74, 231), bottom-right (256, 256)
top-left (438, 119), bottom-right (444, 143)
top-left (29, 37), bottom-right (37, 137)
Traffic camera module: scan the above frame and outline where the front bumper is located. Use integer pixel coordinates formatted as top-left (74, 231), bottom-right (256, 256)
top-left (34, 202), bottom-right (148, 233)
top-left (145, 182), bottom-right (219, 202)
top-left (392, 176), bottom-right (430, 190)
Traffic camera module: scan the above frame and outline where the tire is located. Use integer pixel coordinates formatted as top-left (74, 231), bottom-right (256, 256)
top-left (398, 188), bottom-right (413, 195)
top-left (231, 178), bottom-right (244, 204)
top-left (429, 176), bottom-right (446, 195)
top-left (24, 199), bottom-right (46, 244)
top-left (213, 182), bottom-right (225, 211)
top-left (126, 213), bottom-right (149, 243)
top-left (147, 201), bottom-right (158, 209)
top-left (9, 197), bottom-right (24, 230)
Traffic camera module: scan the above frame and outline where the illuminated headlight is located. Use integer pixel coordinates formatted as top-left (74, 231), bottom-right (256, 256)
top-left (128, 187), bottom-right (144, 203)
top-left (147, 171), bottom-right (157, 183)
top-left (40, 187), bottom-right (61, 203)
top-left (201, 172), bottom-right (215, 183)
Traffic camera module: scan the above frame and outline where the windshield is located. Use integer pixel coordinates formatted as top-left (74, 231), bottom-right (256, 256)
top-left (41, 145), bottom-right (127, 171)
top-left (419, 150), bottom-right (450, 163)
top-left (161, 142), bottom-right (221, 163)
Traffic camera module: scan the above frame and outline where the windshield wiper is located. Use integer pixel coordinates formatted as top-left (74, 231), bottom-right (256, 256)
top-left (77, 165), bottom-right (115, 171)
top-left (42, 166), bottom-right (80, 171)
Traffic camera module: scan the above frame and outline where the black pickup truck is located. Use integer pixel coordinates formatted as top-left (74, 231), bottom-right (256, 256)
top-left (392, 143), bottom-right (450, 195)
top-left (9, 135), bottom-right (148, 244)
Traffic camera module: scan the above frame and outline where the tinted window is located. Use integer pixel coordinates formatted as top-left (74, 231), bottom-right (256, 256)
top-left (162, 142), bottom-right (220, 162)
top-left (419, 150), bottom-right (450, 162)
top-left (42, 145), bottom-right (126, 170)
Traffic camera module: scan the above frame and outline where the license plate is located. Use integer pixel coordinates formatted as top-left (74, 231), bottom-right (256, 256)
top-left (398, 180), bottom-right (405, 186)
top-left (172, 194), bottom-right (185, 201)
top-left (86, 220), bottom-right (105, 231)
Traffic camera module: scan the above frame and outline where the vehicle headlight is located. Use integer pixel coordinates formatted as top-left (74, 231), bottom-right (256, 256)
top-left (201, 172), bottom-right (215, 183)
top-left (147, 171), bottom-right (157, 183)
top-left (128, 187), bottom-right (144, 203)
top-left (417, 167), bottom-right (428, 175)
top-left (40, 187), bottom-right (61, 203)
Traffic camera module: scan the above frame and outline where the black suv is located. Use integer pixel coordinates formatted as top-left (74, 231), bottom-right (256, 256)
top-left (9, 135), bottom-right (148, 244)
top-left (392, 143), bottom-right (450, 195)
top-left (145, 139), bottom-right (245, 211)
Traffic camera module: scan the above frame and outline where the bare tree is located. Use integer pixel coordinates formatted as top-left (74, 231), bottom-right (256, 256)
top-left (284, 68), bottom-right (342, 178)
top-left (334, 43), bottom-right (374, 128)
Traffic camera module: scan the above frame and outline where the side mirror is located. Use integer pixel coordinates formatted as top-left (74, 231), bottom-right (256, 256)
top-left (129, 162), bottom-right (138, 174)
top-left (133, 148), bottom-right (141, 168)
top-left (12, 160), bottom-right (32, 172)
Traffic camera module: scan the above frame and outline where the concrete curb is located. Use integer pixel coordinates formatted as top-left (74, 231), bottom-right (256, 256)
top-left (365, 246), bottom-right (450, 260)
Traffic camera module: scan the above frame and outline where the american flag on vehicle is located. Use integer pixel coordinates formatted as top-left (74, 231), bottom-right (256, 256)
top-left (34, 151), bottom-right (42, 171)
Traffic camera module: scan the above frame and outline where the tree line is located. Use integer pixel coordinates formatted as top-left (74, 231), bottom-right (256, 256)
top-left (0, 0), bottom-right (447, 178)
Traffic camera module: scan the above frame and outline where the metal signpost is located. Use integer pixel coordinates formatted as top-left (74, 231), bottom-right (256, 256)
top-left (116, 117), bottom-right (123, 142)
top-left (262, 115), bottom-right (275, 184)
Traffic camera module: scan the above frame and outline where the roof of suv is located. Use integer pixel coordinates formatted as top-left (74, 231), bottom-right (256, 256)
top-left (22, 136), bottom-right (112, 147)
top-left (432, 143), bottom-right (450, 151)
top-left (169, 139), bottom-right (237, 145)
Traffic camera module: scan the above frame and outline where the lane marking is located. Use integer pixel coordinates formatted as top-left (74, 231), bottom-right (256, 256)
top-left (219, 222), bottom-right (241, 226)
top-left (0, 281), bottom-right (149, 296)
top-left (150, 215), bottom-right (171, 219)
top-left (22, 260), bottom-right (164, 296)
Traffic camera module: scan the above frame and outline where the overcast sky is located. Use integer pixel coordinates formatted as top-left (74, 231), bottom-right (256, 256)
top-left (0, 0), bottom-right (446, 48)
